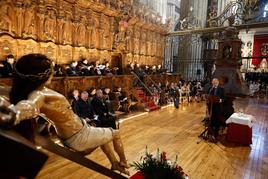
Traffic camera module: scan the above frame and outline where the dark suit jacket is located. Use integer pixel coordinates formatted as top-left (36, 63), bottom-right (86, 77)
top-left (91, 97), bottom-right (109, 117)
top-left (0, 61), bottom-right (13, 77)
top-left (208, 86), bottom-right (225, 102)
top-left (208, 86), bottom-right (225, 117)
top-left (91, 96), bottom-right (116, 129)
top-left (73, 98), bottom-right (94, 119)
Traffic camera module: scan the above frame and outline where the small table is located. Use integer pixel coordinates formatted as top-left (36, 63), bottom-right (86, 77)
top-left (226, 113), bottom-right (254, 145)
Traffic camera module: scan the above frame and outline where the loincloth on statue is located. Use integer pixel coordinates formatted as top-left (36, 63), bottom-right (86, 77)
top-left (63, 119), bottom-right (114, 152)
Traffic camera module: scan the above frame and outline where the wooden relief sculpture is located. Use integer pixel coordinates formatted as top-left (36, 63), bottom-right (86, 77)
top-left (0, 2), bottom-right (13, 35)
top-left (0, 0), bottom-right (168, 67)
top-left (22, 4), bottom-right (37, 39)
top-left (62, 13), bottom-right (73, 45)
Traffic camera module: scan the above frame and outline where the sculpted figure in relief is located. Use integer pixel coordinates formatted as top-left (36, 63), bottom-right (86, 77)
top-left (62, 14), bottom-right (72, 45)
top-left (23, 6), bottom-right (37, 38)
top-left (16, 6), bottom-right (24, 36)
top-left (44, 10), bottom-right (56, 41)
top-left (0, 4), bottom-right (12, 34)
top-left (77, 17), bottom-right (87, 46)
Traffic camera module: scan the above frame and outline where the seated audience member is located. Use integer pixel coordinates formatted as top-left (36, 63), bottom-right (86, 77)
top-left (157, 64), bottom-right (162, 74)
top-left (150, 84), bottom-right (160, 104)
top-left (91, 89), bottom-right (117, 129)
top-left (94, 61), bottom-right (102, 75)
top-left (169, 83), bottom-right (179, 108)
top-left (88, 87), bottom-right (96, 102)
top-left (124, 62), bottom-right (132, 75)
top-left (66, 61), bottom-right (80, 76)
top-left (195, 82), bottom-right (203, 102)
top-left (151, 65), bottom-right (157, 74)
top-left (181, 83), bottom-right (190, 102)
top-left (0, 54), bottom-right (15, 77)
top-left (104, 62), bottom-right (113, 76)
top-left (0, 54), bottom-right (129, 174)
top-left (70, 89), bottom-right (80, 112)
top-left (103, 87), bottom-right (115, 114)
top-left (130, 62), bottom-right (135, 71)
top-left (144, 65), bottom-right (151, 75)
top-left (73, 91), bottom-right (99, 126)
top-left (188, 82), bottom-right (195, 102)
top-left (115, 87), bottom-right (129, 112)
top-left (78, 59), bottom-right (90, 76)
top-left (134, 64), bottom-right (146, 86)
top-left (52, 62), bottom-right (65, 76)
top-left (88, 62), bottom-right (96, 76)
top-left (157, 83), bottom-right (167, 105)
top-left (99, 63), bottom-right (106, 75)
top-left (112, 66), bottom-right (120, 75)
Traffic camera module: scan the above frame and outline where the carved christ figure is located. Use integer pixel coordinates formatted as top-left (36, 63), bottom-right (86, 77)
top-left (0, 54), bottom-right (130, 175)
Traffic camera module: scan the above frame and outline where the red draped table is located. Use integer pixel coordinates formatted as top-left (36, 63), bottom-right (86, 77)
top-left (226, 113), bottom-right (254, 145)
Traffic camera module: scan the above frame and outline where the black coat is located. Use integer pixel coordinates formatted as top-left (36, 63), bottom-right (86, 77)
top-left (91, 97), bottom-right (109, 117)
top-left (91, 96), bottom-right (116, 129)
top-left (208, 86), bottom-right (225, 102)
top-left (66, 66), bottom-right (80, 76)
top-left (73, 98), bottom-right (94, 119)
top-left (169, 87), bottom-right (179, 97)
top-left (0, 61), bottom-right (13, 77)
top-left (208, 86), bottom-right (225, 128)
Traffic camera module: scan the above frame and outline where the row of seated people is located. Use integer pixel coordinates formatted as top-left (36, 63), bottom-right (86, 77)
top-left (245, 72), bottom-right (268, 84)
top-left (248, 80), bottom-right (268, 97)
top-left (0, 54), bottom-right (166, 77)
top-left (58, 61), bottom-right (166, 77)
top-left (149, 80), bottom-right (205, 106)
top-left (63, 60), bottom-right (120, 77)
top-left (70, 87), bottom-right (135, 129)
top-left (126, 63), bottom-right (166, 76)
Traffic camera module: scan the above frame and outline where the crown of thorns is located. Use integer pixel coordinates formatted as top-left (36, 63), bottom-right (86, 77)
top-left (13, 58), bottom-right (53, 81)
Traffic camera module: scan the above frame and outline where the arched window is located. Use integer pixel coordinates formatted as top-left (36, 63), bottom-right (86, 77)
top-left (264, 3), bottom-right (268, 18)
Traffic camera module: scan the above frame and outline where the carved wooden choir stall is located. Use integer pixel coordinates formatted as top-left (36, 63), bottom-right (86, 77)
top-left (0, 0), bottom-right (169, 69)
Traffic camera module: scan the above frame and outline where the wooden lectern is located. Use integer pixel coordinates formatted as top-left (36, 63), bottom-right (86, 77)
top-left (207, 95), bottom-right (220, 103)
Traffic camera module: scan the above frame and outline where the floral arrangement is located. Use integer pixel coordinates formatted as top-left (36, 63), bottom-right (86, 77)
top-left (131, 147), bottom-right (189, 179)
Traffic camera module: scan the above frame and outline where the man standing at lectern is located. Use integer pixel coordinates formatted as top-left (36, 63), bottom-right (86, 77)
top-left (208, 78), bottom-right (225, 141)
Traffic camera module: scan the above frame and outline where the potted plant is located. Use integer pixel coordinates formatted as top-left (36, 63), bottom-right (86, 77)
top-left (131, 148), bottom-right (189, 179)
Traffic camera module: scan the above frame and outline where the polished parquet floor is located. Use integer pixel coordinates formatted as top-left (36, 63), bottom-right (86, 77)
top-left (37, 97), bottom-right (268, 179)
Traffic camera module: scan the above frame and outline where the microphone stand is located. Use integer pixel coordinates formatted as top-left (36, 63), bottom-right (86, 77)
top-left (197, 95), bottom-right (219, 144)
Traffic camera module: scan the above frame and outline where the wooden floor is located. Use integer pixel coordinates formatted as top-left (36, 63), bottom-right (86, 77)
top-left (37, 98), bottom-right (268, 179)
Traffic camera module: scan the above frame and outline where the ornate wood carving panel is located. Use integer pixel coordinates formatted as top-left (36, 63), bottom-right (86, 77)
top-left (0, 0), bottom-right (169, 67)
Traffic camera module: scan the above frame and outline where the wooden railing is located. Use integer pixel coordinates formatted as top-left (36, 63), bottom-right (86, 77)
top-left (0, 74), bottom-right (181, 97)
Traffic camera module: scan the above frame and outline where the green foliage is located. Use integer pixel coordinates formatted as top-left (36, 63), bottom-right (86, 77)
top-left (131, 148), bottom-right (187, 179)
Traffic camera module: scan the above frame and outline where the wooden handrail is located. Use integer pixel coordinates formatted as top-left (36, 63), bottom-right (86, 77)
top-left (131, 72), bottom-right (153, 96)
top-left (145, 75), bottom-right (161, 91)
